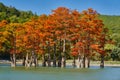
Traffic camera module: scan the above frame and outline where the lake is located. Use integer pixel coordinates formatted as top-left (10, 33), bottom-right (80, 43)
top-left (0, 64), bottom-right (120, 80)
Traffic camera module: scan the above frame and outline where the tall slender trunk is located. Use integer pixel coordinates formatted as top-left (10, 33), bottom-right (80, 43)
top-left (82, 46), bottom-right (86, 68)
top-left (58, 57), bottom-right (61, 67)
top-left (80, 56), bottom-right (84, 68)
top-left (83, 55), bottom-right (86, 68)
top-left (72, 56), bottom-right (76, 67)
top-left (76, 51), bottom-right (81, 68)
top-left (35, 57), bottom-right (38, 67)
top-left (85, 57), bottom-right (89, 68)
top-left (47, 55), bottom-right (51, 67)
top-left (83, 56), bottom-right (90, 68)
top-left (83, 55), bottom-right (90, 68)
top-left (47, 42), bottom-right (51, 67)
top-left (87, 57), bottom-right (90, 68)
top-left (76, 56), bottom-right (80, 68)
top-left (86, 46), bottom-right (90, 68)
top-left (31, 51), bottom-right (37, 67)
top-left (61, 56), bottom-right (65, 68)
top-left (53, 43), bottom-right (56, 67)
top-left (100, 55), bottom-right (104, 68)
top-left (61, 39), bottom-right (66, 68)
top-left (10, 54), bottom-right (16, 67)
top-left (42, 46), bottom-right (46, 67)
top-left (11, 35), bottom-right (16, 67)
top-left (58, 39), bottom-right (62, 67)
top-left (22, 56), bottom-right (25, 66)
top-left (42, 54), bottom-right (46, 67)
top-left (25, 52), bottom-right (30, 67)
top-left (85, 31), bottom-right (91, 68)
top-left (35, 55), bottom-right (38, 67)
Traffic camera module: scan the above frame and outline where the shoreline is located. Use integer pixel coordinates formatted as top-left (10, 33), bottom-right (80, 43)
top-left (90, 64), bottom-right (120, 67)
top-left (0, 60), bottom-right (120, 67)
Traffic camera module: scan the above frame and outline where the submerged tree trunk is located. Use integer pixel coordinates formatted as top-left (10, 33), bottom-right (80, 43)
top-left (35, 56), bottom-right (38, 67)
top-left (58, 39), bottom-right (62, 67)
top-left (76, 52), bottom-right (81, 68)
top-left (47, 54), bottom-right (51, 67)
top-left (80, 56), bottom-right (84, 68)
top-left (25, 52), bottom-right (30, 67)
top-left (100, 55), bottom-right (104, 68)
top-left (61, 39), bottom-right (66, 68)
top-left (83, 56), bottom-right (90, 68)
top-left (11, 35), bottom-right (16, 67)
top-left (83, 55), bottom-right (86, 68)
top-left (31, 51), bottom-right (37, 67)
top-left (85, 57), bottom-right (89, 68)
top-left (53, 43), bottom-right (56, 67)
top-left (47, 42), bottom-right (51, 67)
top-left (58, 56), bottom-right (61, 67)
top-left (42, 54), bottom-right (46, 67)
top-left (61, 55), bottom-right (66, 68)
top-left (10, 54), bottom-right (16, 67)
top-left (76, 50), bottom-right (84, 68)
top-left (22, 56), bottom-right (25, 66)
top-left (76, 57), bottom-right (80, 68)
top-left (87, 57), bottom-right (90, 68)
top-left (72, 56), bottom-right (76, 67)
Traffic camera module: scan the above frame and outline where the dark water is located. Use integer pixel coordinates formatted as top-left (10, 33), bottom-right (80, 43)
top-left (0, 64), bottom-right (120, 80)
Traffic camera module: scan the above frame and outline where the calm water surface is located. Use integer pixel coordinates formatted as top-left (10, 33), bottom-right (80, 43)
top-left (0, 64), bottom-right (120, 80)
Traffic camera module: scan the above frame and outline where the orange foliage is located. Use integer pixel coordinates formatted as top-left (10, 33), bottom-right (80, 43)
top-left (0, 7), bottom-right (108, 59)
top-left (71, 48), bottom-right (78, 57)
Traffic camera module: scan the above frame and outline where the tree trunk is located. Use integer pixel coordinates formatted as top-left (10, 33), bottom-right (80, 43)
top-left (80, 56), bottom-right (83, 68)
top-left (72, 56), bottom-right (76, 67)
top-left (87, 57), bottom-right (90, 68)
top-left (22, 56), bottom-right (25, 66)
top-left (61, 56), bottom-right (65, 68)
top-left (10, 54), bottom-right (16, 67)
top-left (53, 43), bottom-right (56, 67)
top-left (100, 55), bottom-right (104, 68)
top-left (85, 57), bottom-right (89, 68)
top-left (76, 57), bottom-right (80, 68)
top-left (58, 57), bottom-right (61, 67)
top-left (25, 52), bottom-right (30, 67)
top-left (47, 42), bottom-right (51, 67)
top-left (76, 52), bottom-right (81, 68)
top-left (30, 51), bottom-right (38, 67)
top-left (35, 56), bottom-right (38, 67)
top-left (58, 39), bottom-right (62, 67)
top-left (11, 35), bottom-right (16, 67)
top-left (83, 55), bottom-right (86, 68)
top-left (42, 54), bottom-right (46, 67)
top-left (47, 54), bottom-right (51, 67)
top-left (85, 57), bottom-right (90, 68)
top-left (61, 39), bottom-right (66, 68)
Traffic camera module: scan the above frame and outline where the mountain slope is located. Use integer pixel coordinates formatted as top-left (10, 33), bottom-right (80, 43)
top-left (0, 2), bottom-right (35, 23)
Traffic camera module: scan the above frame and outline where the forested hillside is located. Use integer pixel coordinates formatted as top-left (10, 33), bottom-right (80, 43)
top-left (99, 15), bottom-right (120, 61)
top-left (0, 2), bottom-right (35, 23)
top-left (99, 15), bottom-right (120, 44)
